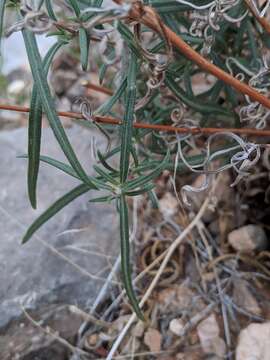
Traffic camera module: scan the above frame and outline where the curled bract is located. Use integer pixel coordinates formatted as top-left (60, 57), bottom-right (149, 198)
top-left (72, 97), bottom-right (111, 155)
top-left (178, 132), bottom-right (261, 205)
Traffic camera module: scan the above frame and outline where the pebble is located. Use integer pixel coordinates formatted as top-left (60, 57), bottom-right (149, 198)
top-left (236, 322), bottom-right (270, 360)
top-left (144, 328), bottom-right (162, 353)
top-left (197, 313), bottom-right (226, 358)
top-left (169, 318), bottom-right (185, 336)
top-left (228, 224), bottom-right (267, 253)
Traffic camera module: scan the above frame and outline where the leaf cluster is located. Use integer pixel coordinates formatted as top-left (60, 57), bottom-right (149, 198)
top-left (0, 0), bottom-right (266, 318)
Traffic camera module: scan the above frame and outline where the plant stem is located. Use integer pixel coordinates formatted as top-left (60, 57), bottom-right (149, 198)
top-left (1, 102), bottom-right (270, 137)
top-left (128, 3), bottom-right (270, 110)
top-left (244, 0), bottom-right (270, 35)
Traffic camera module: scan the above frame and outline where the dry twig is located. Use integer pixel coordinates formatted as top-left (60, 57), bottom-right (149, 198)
top-left (1, 103), bottom-right (270, 137)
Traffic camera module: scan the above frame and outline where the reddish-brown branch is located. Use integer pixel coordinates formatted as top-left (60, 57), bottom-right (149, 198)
top-left (244, 0), bottom-right (270, 35)
top-left (83, 82), bottom-right (113, 96)
top-left (1, 103), bottom-right (270, 137)
top-left (128, 3), bottom-right (270, 110)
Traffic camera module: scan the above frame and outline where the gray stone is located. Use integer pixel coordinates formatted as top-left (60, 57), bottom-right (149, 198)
top-left (1, 304), bottom-right (83, 360)
top-left (228, 224), bottom-right (267, 253)
top-left (236, 322), bottom-right (270, 360)
top-left (0, 125), bottom-right (119, 330)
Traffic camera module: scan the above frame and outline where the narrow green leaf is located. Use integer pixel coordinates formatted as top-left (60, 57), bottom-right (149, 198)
top-left (183, 65), bottom-right (194, 97)
top-left (97, 150), bottom-right (117, 173)
top-left (99, 63), bottom-right (108, 85)
top-left (37, 0), bottom-right (45, 10)
top-left (119, 194), bottom-right (144, 320)
top-left (125, 183), bottom-right (155, 196)
top-left (120, 55), bottom-right (137, 183)
top-left (22, 29), bottom-right (94, 189)
top-left (38, 155), bottom-right (79, 179)
top-left (46, 30), bottom-right (66, 37)
top-left (130, 145), bottom-right (139, 168)
top-left (93, 165), bottom-right (119, 186)
top-left (247, 20), bottom-right (259, 60)
top-left (117, 22), bottom-right (141, 58)
top-left (34, 155), bottom-right (109, 191)
top-left (144, 0), bottom-right (193, 13)
top-left (67, 0), bottom-right (80, 17)
top-left (89, 195), bottom-right (115, 203)
top-left (93, 0), bottom-right (103, 6)
top-left (77, 0), bottom-right (104, 21)
top-left (103, 145), bottom-right (121, 161)
top-left (0, 0), bottom-right (6, 55)
top-left (45, 0), bottom-right (57, 20)
top-left (78, 0), bottom-right (103, 8)
top-left (209, 81), bottom-right (224, 103)
top-left (33, 155), bottom-right (106, 190)
top-left (22, 184), bottom-right (91, 244)
top-left (79, 27), bottom-right (90, 71)
top-left (124, 151), bottom-right (169, 191)
top-left (19, 153), bottom-right (80, 179)
top-left (28, 41), bottom-right (65, 209)
top-left (95, 77), bottom-right (127, 116)
top-left (165, 74), bottom-right (231, 117)
top-left (148, 190), bottom-right (159, 208)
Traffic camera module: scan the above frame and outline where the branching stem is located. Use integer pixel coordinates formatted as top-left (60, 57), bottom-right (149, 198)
top-left (128, 2), bottom-right (270, 110)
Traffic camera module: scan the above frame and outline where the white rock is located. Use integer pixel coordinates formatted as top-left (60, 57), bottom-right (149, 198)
top-left (197, 314), bottom-right (226, 357)
top-left (197, 313), bottom-right (220, 339)
top-left (157, 285), bottom-right (198, 314)
top-left (144, 328), bottom-right (162, 353)
top-left (159, 192), bottom-right (178, 217)
top-left (236, 322), bottom-right (270, 360)
top-left (228, 225), bottom-right (267, 253)
top-left (169, 318), bottom-right (185, 336)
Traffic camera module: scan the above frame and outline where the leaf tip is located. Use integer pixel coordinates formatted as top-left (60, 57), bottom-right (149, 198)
top-left (21, 234), bottom-right (30, 245)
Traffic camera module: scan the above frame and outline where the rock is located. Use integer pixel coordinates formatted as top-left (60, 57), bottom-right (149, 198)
top-left (0, 126), bottom-right (118, 331)
top-left (233, 280), bottom-right (261, 317)
top-left (0, 305), bottom-right (83, 360)
top-left (157, 285), bottom-right (195, 313)
top-left (132, 321), bottom-right (145, 338)
top-left (197, 313), bottom-right (226, 358)
top-left (236, 322), bottom-right (270, 360)
top-left (159, 192), bottom-right (178, 218)
top-left (228, 224), bottom-right (267, 253)
top-left (169, 318), bottom-right (185, 336)
top-left (110, 315), bottom-right (130, 335)
top-left (144, 328), bottom-right (162, 353)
